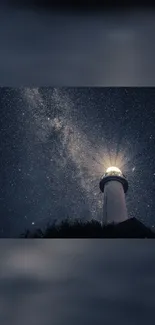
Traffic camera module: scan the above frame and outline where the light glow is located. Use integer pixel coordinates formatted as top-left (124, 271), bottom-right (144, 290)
top-left (106, 166), bottom-right (122, 174)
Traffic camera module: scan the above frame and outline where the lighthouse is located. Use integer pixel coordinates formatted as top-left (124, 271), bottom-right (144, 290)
top-left (99, 166), bottom-right (128, 224)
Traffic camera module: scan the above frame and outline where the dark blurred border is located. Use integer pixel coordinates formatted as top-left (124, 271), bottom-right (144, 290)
top-left (9, 1), bottom-right (155, 12)
top-left (0, 239), bottom-right (155, 325)
top-left (0, 2), bottom-right (155, 86)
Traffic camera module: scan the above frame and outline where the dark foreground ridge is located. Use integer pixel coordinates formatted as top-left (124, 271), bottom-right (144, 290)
top-left (21, 217), bottom-right (155, 238)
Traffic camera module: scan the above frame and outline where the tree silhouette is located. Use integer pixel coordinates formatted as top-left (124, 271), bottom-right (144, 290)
top-left (20, 217), bottom-right (155, 238)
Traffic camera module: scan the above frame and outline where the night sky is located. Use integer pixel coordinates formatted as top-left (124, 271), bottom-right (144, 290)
top-left (1, 87), bottom-right (155, 237)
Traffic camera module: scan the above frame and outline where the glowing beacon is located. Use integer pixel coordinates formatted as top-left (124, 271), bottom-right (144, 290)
top-left (99, 166), bottom-right (128, 224)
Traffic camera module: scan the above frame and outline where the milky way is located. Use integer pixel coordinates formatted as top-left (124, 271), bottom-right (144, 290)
top-left (1, 87), bottom-right (155, 236)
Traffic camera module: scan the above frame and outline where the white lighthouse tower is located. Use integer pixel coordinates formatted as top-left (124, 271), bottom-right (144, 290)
top-left (99, 166), bottom-right (128, 224)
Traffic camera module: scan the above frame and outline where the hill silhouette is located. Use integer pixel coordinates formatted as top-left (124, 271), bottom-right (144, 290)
top-left (21, 217), bottom-right (155, 238)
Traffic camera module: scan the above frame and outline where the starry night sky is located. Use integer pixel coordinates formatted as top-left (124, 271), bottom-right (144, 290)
top-left (1, 87), bottom-right (155, 237)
